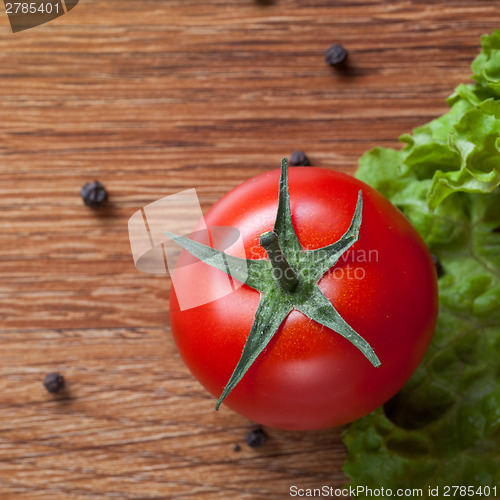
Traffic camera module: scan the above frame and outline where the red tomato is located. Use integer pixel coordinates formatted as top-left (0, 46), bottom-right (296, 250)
top-left (169, 167), bottom-right (438, 430)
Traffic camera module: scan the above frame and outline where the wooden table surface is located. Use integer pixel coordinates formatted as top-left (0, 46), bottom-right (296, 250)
top-left (0, 1), bottom-right (498, 498)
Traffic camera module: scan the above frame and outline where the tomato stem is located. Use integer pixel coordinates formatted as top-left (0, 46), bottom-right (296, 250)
top-left (259, 230), bottom-right (299, 293)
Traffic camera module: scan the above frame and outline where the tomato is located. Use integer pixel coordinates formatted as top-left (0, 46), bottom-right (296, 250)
top-left (169, 166), bottom-right (438, 431)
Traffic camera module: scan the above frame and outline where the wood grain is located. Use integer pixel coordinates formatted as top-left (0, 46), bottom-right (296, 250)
top-left (0, 0), bottom-right (498, 498)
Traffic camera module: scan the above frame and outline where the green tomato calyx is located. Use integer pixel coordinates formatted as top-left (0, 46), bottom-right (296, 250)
top-left (259, 230), bottom-right (299, 293)
top-left (165, 158), bottom-right (381, 411)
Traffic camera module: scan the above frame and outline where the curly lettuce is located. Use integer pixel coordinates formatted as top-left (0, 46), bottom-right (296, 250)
top-left (343, 30), bottom-right (500, 497)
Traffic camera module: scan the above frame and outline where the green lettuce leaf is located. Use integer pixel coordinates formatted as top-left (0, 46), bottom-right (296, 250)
top-left (472, 31), bottom-right (500, 97)
top-left (343, 30), bottom-right (500, 497)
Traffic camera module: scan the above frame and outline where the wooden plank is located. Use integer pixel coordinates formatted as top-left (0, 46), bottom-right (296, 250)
top-left (0, 327), bottom-right (347, 498)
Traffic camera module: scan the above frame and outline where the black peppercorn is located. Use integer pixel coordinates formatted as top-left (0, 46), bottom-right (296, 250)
top-left (233, 444), bottom-right (241, 452)
top-left (43, 372), bottom-right (65, 393)
top-left (431, 254), bottom-right (444, 278)
top-left (289, 151), bottom-right (310, 166)
top-left (244, 427), bottom-right (267, 448)
top-left (81, 181), bottom-right (108, 208)
top-left (325, 43), bottom-right (348, 66)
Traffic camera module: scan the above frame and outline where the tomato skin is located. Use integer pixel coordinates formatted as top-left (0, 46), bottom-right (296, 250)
top-left (169, 167), bottom-right (438, 430)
